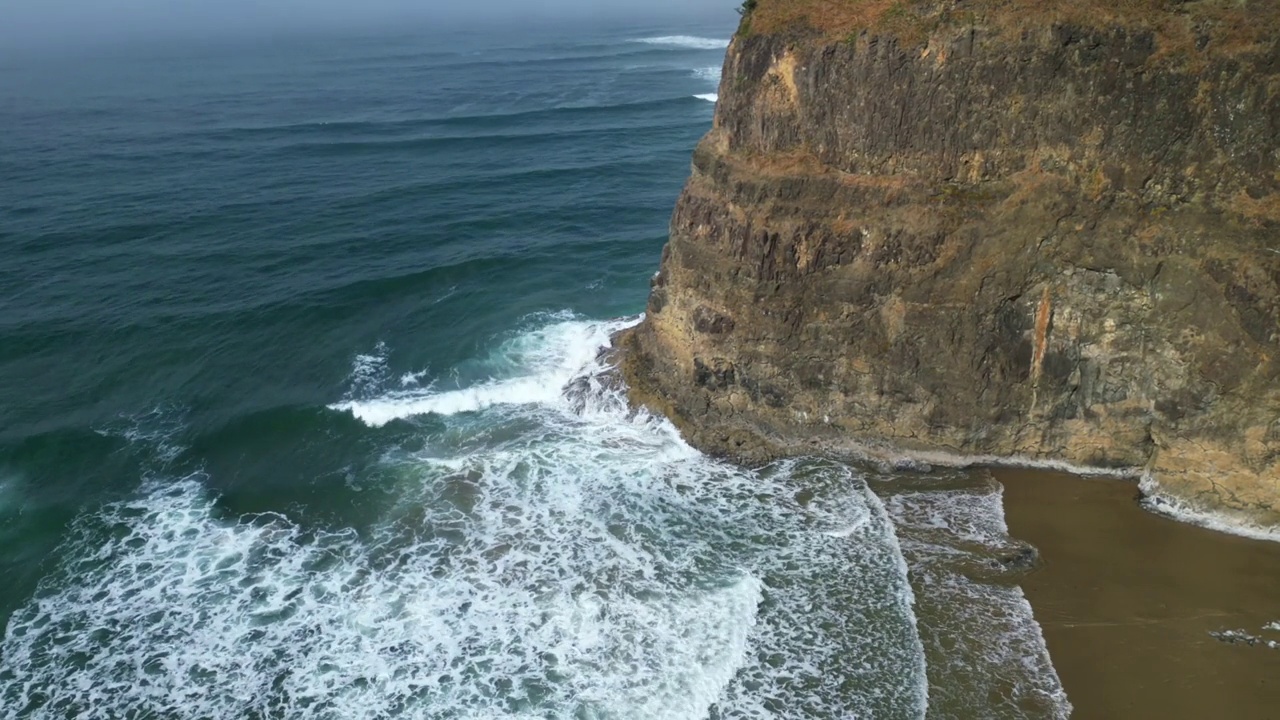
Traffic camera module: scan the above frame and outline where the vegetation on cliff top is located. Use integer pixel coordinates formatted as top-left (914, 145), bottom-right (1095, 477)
top-left (740, 0), bottom-right (1278, 57)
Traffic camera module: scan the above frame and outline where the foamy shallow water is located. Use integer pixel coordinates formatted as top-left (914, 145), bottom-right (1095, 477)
top-left (1, 314), bottom-right (1070, 719)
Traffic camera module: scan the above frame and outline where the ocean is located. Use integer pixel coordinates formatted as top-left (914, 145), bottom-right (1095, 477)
top-left (0, 19), bottom-right (1070, 718)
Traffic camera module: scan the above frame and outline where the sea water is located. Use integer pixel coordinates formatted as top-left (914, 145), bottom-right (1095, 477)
top-left (0, 19), bottom-right (1068, 719)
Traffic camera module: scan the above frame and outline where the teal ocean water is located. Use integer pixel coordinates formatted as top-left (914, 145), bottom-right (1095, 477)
top-left (1, 20), bottom-right (1070, 718)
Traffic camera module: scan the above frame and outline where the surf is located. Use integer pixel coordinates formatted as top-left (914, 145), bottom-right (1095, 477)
top-left (631, 36), bottom-right (731, 50)
top-left (329, 313), bottom-right (637, 426)
top-left (5, 313), bottom-right (933, 718)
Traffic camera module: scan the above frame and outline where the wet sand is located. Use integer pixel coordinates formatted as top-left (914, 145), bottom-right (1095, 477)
top-left (997, 469), bottom-right (1280, 719)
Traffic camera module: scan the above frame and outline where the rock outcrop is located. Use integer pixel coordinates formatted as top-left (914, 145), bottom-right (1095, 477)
top-left (620, 0), bottom-right (1280, 526)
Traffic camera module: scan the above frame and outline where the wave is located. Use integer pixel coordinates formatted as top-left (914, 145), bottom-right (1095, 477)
top-left (330, 313), bottom-right (638, 426)
top-left (269, 120), bottom-right (709, 161)
top-left (5, 313), bottom-right (930, 718)
top-left (694, 93), bottom-right (719, 103)
top-left (693, 66), bottom-right (722, 82)
top-left (631, 35), bottom-right (731, 50)
top-left (384, 45), bottom-right (723, 75)
top-left (5, 309), bottom-right (1085, 714)
top-left (883, 474), bottom-right (1073, 718)
top-left (203, 95), bottom-right (707, 146)
top-left (5, 314), bottom-right (1075, 718)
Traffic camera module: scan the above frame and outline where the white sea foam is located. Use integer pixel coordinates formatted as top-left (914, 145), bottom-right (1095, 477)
top-left (398, 369), bottom-right (431, 387)
top-left (93, 404), bottom-right (189, 465)
top-left (330, 314), bottom-right (638, 426)
top-left (4, 313), bottom-right (928, 719)
top-left (355, 346), bottom-right (390, 385)
top-left (0, 464), bottom-right (766, 719)
top-left (694, 93), bottom-right (718, 103)
top-left (709, 461), bottom-right (927, 718)
top-left (884, 478), bottom-right (1073, 719)
top-left (693, 66), bottom-right (721, 82)
top-left (632, 36), bottom-right (731, 50)
top-left (1139, 475), bottom-right (1280, 543)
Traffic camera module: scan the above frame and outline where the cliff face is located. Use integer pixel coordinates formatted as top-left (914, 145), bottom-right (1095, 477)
top-left (620, 0), bottom-right (1280, 525)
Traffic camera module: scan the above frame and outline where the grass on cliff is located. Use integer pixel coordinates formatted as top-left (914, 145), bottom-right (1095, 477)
top-left (741, 0), bottom-right (1278, 56)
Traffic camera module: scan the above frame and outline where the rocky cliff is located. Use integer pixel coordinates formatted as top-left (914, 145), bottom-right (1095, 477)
top-left (620, 0), bottom-right (1280, 526)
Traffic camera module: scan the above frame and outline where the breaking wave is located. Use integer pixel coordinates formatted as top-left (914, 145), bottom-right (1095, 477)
top-left (3, 313), bottom-right (929, 719)
top-left (632, 36), bottom-right (731, 50)
top-left (329, 314), bottom-right (637, 426)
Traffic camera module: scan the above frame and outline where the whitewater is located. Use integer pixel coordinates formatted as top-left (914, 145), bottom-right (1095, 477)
top-left (3, 313), bottom-right (1068, 718)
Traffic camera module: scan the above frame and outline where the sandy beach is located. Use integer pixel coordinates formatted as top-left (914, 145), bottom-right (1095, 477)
top-left (997, 469), bottom-right (1280, 719)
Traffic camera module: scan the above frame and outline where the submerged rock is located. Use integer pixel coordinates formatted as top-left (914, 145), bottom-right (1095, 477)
top-left (1210, 629), bottom-right (1280, 650)
top-left (994, 545), bottom-right (1040, 574)
top-left (620, 0), bottom-right (1280, 526)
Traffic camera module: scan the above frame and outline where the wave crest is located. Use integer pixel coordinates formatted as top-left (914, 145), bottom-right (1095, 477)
top-left (329, 314), bottom-right (639, 426)
top-left (632, 36), bottom-right (731, 50)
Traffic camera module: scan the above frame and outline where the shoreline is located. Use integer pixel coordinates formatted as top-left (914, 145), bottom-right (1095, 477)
top-left (830, 441), bottom-right (1280, 544)
top-left (777, 435), bottom-right (1280, 544)
top-left (997, 468), bottom-right (1280, 718)
top-left (804, 439), bottom-right (1279, 544)
top-left (1137, 475), bottom-right (1280, 544)
top-left (884, 450), bottom-right (1280, 544)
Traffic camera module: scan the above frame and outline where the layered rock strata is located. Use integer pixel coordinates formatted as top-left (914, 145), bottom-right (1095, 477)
top-left (620, 0), bottom-right (1280, 525)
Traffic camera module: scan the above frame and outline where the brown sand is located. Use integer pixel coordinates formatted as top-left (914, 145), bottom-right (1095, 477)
top-left (996, 469), bottom-right (1280, 719)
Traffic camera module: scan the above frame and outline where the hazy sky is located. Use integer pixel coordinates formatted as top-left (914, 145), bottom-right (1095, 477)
top-left (3, 0), bottom-right (737, 51)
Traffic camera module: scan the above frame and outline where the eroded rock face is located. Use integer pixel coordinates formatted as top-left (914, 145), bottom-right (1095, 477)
top-left (621, 8), bottom-right (1280, 525)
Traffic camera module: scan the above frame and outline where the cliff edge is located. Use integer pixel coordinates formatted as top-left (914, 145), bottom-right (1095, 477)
top-left (620, 0), bottom-right (1280, 526)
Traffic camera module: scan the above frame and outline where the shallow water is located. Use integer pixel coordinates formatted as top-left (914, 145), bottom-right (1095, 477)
top-left (1, 20), bottom-right (1069, 718)
top-left (1000, 470), bottom-right (1280, 719)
